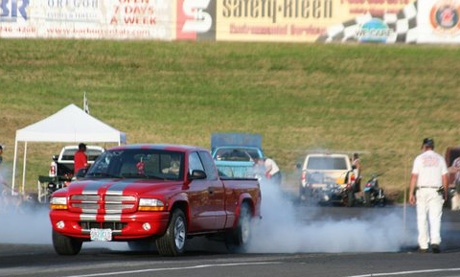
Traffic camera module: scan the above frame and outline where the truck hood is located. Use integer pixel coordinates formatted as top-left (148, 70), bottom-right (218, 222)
top-left (64, 178), bottom-right (182, 197)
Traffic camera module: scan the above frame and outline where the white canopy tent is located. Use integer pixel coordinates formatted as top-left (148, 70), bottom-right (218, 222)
top-left (12, 104), bottom-right (127, 194)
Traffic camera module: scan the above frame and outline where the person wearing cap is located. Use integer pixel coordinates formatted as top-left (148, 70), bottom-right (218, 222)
top-left (409, 138), bottom-right (448, 253)
top-left (74, 143), bottom-right (88, 175)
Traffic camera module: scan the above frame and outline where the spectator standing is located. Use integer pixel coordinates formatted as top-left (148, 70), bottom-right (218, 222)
top-left (449, 156), bottom-right (460, 192)
top-left (74, 143), bottom-right (88, 175)
top-left (409, 138), bottom-right (448, 253)
top-left (0, 144), bottom-right (3, 168)
top-left (352, 153), bottom-right (362, 193)
top-left (265, 157), bottom-right (281, 186)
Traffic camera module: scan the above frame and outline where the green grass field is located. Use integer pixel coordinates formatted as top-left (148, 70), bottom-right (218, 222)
top-left (1, 40), bottom-right (460, 200)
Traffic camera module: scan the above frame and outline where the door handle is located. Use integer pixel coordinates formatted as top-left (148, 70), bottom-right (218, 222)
top-left (208, 187), bottom-right (214, 194)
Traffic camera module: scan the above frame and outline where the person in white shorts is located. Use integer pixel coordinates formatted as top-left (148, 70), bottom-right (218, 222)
top-left (409, 138), bottom-right (448, 253)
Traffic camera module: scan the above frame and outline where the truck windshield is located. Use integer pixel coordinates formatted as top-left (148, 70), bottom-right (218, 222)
top-left (307, 157), bottom-right (348, 170)
top-left (215, 148), bottom-right (260, 162)
top-left (87, 149), bottom-right (185, 180)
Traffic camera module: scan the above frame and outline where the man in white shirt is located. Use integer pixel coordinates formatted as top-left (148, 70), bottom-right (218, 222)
top-left (264, 158), bottom-right (281, 186)
top-left (409, 138), bottom-right (448, 253)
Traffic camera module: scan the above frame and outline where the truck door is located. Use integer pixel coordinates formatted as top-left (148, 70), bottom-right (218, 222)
top-left (187, 152), bottom-right (215, 231)
top-left (198, 151), bottom-right (226, 229)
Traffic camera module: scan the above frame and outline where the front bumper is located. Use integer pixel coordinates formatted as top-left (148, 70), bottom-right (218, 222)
top-left (50, 210), bottom-right (170, 240)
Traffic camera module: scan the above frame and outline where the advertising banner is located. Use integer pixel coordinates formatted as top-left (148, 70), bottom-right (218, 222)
top-left (417, 0), bottom-right (460, 43)
top-left (320, 1), bottom-right (418, 43)
top-left (214, 0), bottom-right (413, 42)
top-left (176, 0), bottom-right (216, 40)
top-left (2, 0), bottom-right (459, 44)
top-left (0, 0), bottom-right (174, 39)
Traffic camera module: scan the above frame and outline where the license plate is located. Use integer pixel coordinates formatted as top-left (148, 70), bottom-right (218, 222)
top-left (90, 228), bottom-right (112, 242)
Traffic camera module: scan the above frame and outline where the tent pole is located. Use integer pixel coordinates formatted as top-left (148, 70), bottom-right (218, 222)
top-left (21, 141), bottom-right (28, 195)
top-left (11, 138), bottom-right (18, 195)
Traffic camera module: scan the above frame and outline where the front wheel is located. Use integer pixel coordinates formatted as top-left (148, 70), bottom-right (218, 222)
top-left (226, 202), bottom-right (252, 252)
top-left (52, 230), bottom-right (82, 255)
top-left (156, 209), bottom-right (187, 256)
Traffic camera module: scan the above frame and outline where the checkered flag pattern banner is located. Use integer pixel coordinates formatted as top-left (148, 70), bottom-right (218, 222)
top-left (317, 1), bottom-right (418, 43)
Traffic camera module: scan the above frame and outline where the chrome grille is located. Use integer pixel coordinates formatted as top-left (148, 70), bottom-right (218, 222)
top-left (105, 204), bottom-right (135, 210)
top-left (69, 194), bottom-right (137, 214)
top-left (105, 195), bottom-right (136, 202)
top-left (72, 203), bottom-right (100, 210)
top-left (71, 195), bottom-right (101, 201)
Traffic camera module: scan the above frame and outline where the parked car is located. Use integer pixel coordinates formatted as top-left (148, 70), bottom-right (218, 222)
top-left (298, 153), bottom-right (357, 206)
top-left (49, 144), bottom-right (261, 256)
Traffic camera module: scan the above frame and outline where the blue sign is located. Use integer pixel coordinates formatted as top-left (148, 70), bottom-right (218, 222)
top-left (356, 19), bottom-right (392, 43)
top-left (1, 0), bottom-right (29, 22)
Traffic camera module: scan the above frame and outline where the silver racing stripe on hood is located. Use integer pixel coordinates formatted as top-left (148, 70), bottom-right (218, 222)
top-left (82, 181), bottom-right (105, 195)
top-left (106, 180), bottom-right (133, 195)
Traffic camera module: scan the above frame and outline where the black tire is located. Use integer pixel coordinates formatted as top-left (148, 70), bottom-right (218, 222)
top-left (364, 191), bottom-right (371, 207)
top-left (156, 209), bottom-right (187, 256)
top-left (226, 202), bottom-right (252, 252)
top-left (52, 230), bottom-right (82, 255)
top-left (128, 238), bottom-right (155, 252)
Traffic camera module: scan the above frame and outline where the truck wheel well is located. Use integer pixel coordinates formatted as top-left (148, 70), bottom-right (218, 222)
top-left (241, 199), bottom-right (254, 216)
top-left (170, 201), bottom-right (189, 224)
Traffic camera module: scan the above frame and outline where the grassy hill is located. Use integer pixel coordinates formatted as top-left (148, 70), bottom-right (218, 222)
top-left (1, 40), bottom-right (460, 199)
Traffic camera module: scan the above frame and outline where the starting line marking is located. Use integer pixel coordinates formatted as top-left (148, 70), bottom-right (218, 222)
top-left (62, 262), bottom-right (282, 277)
top-left (345, 267), bottom-right (460, 277)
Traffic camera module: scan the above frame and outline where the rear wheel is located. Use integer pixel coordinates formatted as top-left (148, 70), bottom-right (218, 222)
top-left (226, 202), bottom-right (252, 252)
top-left (156, 209), bottom-right (187, 256)
top-left (52, 230), bottom-right (82, 255)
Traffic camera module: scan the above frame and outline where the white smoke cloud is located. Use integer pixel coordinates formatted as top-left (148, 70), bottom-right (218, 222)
top-left (248, 179), bottom-right (416, 253)
top-left (0, 206), bottom-right (52, 244)
top-left (0, 160), bottom-right (416, 252)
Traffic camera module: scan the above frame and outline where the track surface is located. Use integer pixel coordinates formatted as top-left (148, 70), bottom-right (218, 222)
top-left (2, 206), bottom-right (460, 277)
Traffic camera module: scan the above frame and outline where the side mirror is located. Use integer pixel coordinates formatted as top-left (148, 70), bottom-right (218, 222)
top-left (189, 170), bottom-right (207, 180)
top-left (351, 165), bottom-right (356, 170)
top-left (52, 155), bottom-right (58, 162)
top-left (76, 168), bottom-right (88, 179)
top-left (296, 163), bottom-right (301, 169)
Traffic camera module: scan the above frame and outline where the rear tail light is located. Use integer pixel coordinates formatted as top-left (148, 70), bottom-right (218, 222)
top-left (301, 171), bottom-right (306, 183)
top-left (49, 162), bottom-right (57, 177)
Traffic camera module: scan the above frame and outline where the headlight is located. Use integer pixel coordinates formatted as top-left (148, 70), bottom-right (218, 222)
top-left (50, 197), bottom-right (68, 210)
top-left (138, 198), bottom-right (165, 212)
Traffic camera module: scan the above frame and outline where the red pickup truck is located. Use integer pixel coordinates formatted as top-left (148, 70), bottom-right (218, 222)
top-left (49, 144), bottom-right (261, 256)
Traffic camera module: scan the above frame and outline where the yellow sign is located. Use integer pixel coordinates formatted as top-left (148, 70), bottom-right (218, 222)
top-left (216, 0), bottom-right (412, 42)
